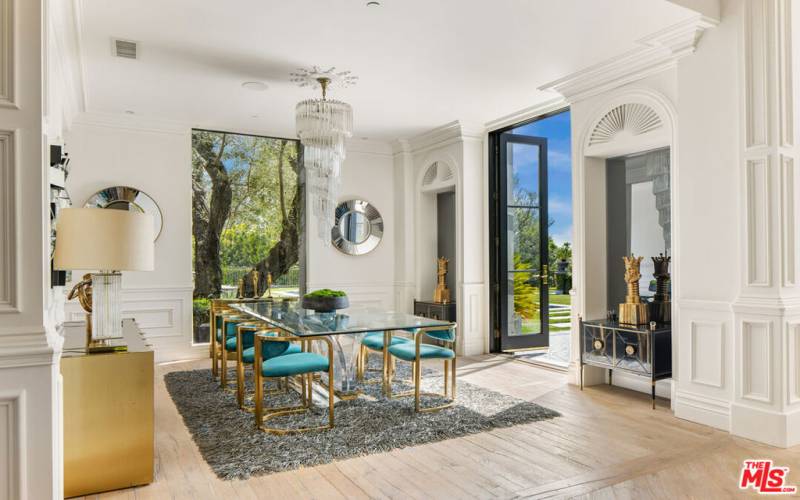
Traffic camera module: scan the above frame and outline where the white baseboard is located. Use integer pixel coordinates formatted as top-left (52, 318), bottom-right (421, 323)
top-left (731, 403), bottom-right (800, 448)
top-left (674, 389), bottom-right (731, 431)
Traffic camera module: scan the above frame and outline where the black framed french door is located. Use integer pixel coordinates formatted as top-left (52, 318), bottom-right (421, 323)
top-left (491, 132), bottom-right (549, 351)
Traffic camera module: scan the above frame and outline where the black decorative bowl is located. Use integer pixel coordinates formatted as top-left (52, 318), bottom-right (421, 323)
top-left (301, 295), bottom-right (349, 313)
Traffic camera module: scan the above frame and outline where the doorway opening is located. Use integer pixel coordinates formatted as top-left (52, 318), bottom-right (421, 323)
top-left (490, 109), bottom-right (573, 366)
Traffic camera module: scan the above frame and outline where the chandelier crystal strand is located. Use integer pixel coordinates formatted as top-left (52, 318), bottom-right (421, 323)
top-left (294, 69), bottom-right (355, 242)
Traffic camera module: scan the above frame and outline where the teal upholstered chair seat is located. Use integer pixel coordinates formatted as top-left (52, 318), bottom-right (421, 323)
top-left (242, 343), bottom-right (301, 363)
top-left (361, 331), bottom-right (410, 350)
top-left (261, 352), bottom-right (330, 378)
top-left (388, 342), bottom-right (455, 361)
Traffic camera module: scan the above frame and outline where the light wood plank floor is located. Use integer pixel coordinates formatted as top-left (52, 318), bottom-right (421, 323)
top-left (76, 355), bottom-right (800, 499)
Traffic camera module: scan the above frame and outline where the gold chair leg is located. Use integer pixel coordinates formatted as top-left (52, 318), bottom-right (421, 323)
top-left (451, 357), bottom-right (456, 401)
top-left (254, 363), bottom-right (263, 429)
top-left (444, 360), bottom-right (449, 398)
top-left (414, 358), bottom-right (421, 413)
top-left (237, 356), bottom-right (245, 406)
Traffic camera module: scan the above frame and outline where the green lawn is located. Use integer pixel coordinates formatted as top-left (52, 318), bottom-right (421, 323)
top-left (517, 292), bottom-right (572, 334)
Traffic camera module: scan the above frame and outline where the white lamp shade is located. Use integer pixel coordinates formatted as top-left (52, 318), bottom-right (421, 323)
top-left (53, 208), bottom-right (155, 271)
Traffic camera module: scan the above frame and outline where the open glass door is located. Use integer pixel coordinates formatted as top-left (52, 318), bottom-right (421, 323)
top-left (496, 133), bottom-right (549, 351)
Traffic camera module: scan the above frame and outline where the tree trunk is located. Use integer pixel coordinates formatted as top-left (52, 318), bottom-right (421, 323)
top-left (192, 134), bottom-right (232, 298)
top-left (253, 150), bottom-right (302, 295)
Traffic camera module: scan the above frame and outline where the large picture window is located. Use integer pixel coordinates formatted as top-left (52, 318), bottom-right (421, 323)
top-left (191, 129), bottom-right (304, 343)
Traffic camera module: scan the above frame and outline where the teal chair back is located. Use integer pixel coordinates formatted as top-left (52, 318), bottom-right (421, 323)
top-left (425, 328), bottom-right (456, 342)
top-left (260, 332), bottom-right (294, 359)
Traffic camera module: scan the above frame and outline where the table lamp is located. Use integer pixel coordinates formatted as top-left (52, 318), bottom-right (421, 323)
top-left (54, 207), bottom-right (155, 351)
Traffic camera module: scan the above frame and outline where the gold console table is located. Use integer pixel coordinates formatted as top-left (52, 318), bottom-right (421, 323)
top-left (62, 319), bottom-right (154, 498)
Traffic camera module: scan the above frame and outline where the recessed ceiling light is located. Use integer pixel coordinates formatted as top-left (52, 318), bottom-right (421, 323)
top-left (251, 114), bottom-right (259, 119)
top-left (366, 1), bottom-right (380, 6)
top-left (124, 110), bottom-right (135, 115)
top-left (241, 81), bottom-right (268, 91)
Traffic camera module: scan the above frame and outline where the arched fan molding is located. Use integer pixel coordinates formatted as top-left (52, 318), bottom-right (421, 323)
top-left (422, 162), bottom-right (438, 186)
top-left (588, 103), bottom-right (663, 146)
top-left (421, 161), bottom-right (455, 188)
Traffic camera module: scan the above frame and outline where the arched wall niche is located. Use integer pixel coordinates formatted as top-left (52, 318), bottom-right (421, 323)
top-left (414, 151), bottom-right (461, 321)
top-left (570, 87), bottom-right (679, 397)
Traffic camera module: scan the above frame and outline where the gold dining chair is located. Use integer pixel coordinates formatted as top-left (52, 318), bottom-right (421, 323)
top-left (235, 325), bottom-right (300, 410)
top-left (386, 325), bottom-right (457, 413)
top-left (253, 333), bottom-right (335, 434)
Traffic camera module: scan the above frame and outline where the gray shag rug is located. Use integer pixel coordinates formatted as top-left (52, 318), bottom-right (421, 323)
top-left (164, 358), bottom-right (559, 480)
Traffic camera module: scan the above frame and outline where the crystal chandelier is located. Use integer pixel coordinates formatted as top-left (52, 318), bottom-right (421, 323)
top-left (292, 67), bottom-right (356, 241)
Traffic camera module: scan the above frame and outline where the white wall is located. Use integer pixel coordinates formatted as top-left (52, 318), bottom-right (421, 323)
top-left (306, 141), bottom-right (397, 309)
top-left (63, 115), bottom-right (195, 362)
top-left (0, 0), bottom-right (66, 498)
top-left (672, 0), bottom-right (740, 430)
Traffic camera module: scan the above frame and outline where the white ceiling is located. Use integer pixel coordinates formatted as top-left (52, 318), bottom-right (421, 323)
top-left (79, 0), bottom-right (695, 141)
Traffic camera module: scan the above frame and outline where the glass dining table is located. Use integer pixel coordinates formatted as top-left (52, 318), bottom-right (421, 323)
top-left (232, 299), bottom-right (455, 397)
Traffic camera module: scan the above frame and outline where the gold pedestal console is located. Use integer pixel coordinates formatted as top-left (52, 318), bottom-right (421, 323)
top-left (62, 319), bottom-right (153, 498)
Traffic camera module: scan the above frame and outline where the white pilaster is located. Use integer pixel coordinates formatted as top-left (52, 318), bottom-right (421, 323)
top-left (732, 0), bottom-right (800, 447)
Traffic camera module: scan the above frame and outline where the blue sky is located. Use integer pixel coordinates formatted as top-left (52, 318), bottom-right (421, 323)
top-left (511, 110), bottom-right (572, 245)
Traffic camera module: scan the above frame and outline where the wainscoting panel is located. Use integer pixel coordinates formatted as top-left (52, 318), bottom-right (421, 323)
top-left (460, 282), bottom-right (486, 356)
top-left (741, 320), bottom-right (772, 403)
top-left (674, 301), bottom-right (734, 430)
top-left (782, 156), bottom-right (797, 286)
top-left (744, 0), bottom-right (769, 149)
top-left (0, 0), bottom-right (13, 108)
top-left (791, 323), bottom-right (800, 404)
top-left (746, 158), bottom-right (771, 287)
top-left (690, 321), bottom-right (725, 388)
top-left (64, 285), bottom-right (194, 362)
top-left (0, 131), bottom-right (17, 314)
top-left (0, 392), bottom-right (20, 500)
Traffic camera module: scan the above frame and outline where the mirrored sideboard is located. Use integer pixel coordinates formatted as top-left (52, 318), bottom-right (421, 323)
top-left (579, 318), bottom-right (672, 409)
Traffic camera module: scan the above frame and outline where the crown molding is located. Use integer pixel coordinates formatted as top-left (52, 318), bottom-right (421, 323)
top-left (72, 110), bottom-right (191, 135)
top-left (539, 15), bottom-right (717, 103)
top-left (485, 97), bottom-right (568, 132)
top-left (403, 120), bottom-right (486, 154)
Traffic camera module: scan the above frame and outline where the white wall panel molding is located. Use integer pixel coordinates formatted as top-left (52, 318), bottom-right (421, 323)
top-left (0, 390), bottom-right (23, 500)
top-left (0, 130), bottom-right (17, 314)
top-left (0, 0), bottom-right (15, 109)
top-left (782, 156), bottom-right (797, 287)
top-left (740, 320), bottom-right (773, 404)
top-left (776, 0), bottom-right (793, 148)
top-left (539, 15), bottom-right (716, 103)
top-left (744, 0), bottom-right (770, 150)
top-left (690, 321), bottom-right (725, 388)
top-left (789, 322), bottom-right (800, 404)
top-left (65, 286), bottom-right (191, 336)
top-left (0, 328), bottom-right (61, 369)
top-left (745, 157), bottom-right (772, 287)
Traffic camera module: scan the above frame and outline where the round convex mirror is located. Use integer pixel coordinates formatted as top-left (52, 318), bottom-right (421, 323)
top-left (84, 186), bottom-right (164, 242)
top-left (331, 199), bottom-right (383, 255)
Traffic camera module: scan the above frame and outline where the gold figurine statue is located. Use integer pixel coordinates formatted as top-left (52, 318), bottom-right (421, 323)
top-left (67, 273), bottom-right (94, 342)
top-left (266, 272), bottom-right (273, 299)
top-left (433, 257), bottom-right (451, 304)
top-left (619, 255), bottom-right (649, 325)
top-left (649, 253), bottom-right (671, 323)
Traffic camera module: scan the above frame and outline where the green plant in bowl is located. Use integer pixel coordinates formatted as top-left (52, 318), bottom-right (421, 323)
top-left (302, 289), bottom-right (349, 312)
